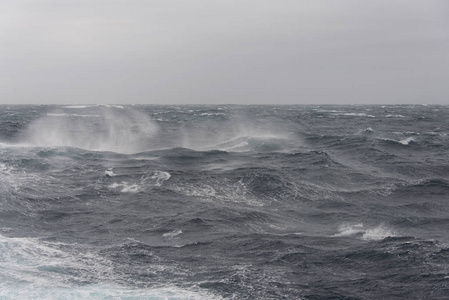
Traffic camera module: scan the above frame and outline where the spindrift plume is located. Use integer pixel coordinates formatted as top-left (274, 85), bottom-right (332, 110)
top-left (22, 107), bottom-right (158, 153)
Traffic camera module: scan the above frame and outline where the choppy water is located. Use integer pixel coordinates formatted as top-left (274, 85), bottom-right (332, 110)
top-left (0, 104), bottom-right (448, 299)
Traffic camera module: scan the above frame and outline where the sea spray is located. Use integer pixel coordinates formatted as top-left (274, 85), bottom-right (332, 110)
top-left (23, 107), bottom-right (158, 153)
top-left (0, 105), bottom-right (448, 299)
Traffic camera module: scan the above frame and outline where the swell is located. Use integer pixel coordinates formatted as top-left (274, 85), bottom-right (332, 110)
top-left (1, 105), bottom-right (449, 299)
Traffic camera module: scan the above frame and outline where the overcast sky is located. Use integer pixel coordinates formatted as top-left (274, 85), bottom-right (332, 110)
top-left (1, 0), bottom-right (448, 104)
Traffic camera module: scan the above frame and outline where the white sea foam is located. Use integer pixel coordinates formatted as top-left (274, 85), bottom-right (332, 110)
top-left (0, 284), bottom-right (223, 300)
top-left (0, 285), bottom-right (223, 300)
top-left (333, 223), bottom-right (396, 240)
top-left (171, 178), bottom-right (263, 206)
top-left (0, 163), bottom-right (19, 193)
top-left (0, 162), bottom-right (13, 174)
top-left (315, 109), bottom-right (346, 113)
top-left (0, 162), bottom-right (72, 201)
top-left (173, 184), bottom-right (217, 198)
top-left (108, 171), bottom-right (171, 192)
top-left (163, 229), bottom-right (183, 238)
top-left (398, 137), bottom-right (415, 145)
top-left (216, 137), bottom-right (250, 152)
top-left (199, 112), bottom-right (226, 116)
top-left (64, 105), bottom-right (95, 109)
top-left (108, 182), bottom-right (141, 193)
top-left (120, 183), bottom-right (141, 193)
top-left (333, 223), bottom-right (365, 237)
top-left (331, 112), bottom-right (376, 117)
top-left (358, 127), bottom-right (374, 134)
top-left (105, 168), bottom-right (116, 177)
top-left (0, 234), bottom-right (115, 289)
top-left (100, 104), bottom-right (124, 109)
top-left (0, 234), bottom-right (221, 299)
top-left (385, 114), bottom-right (405, 118)
top-left (47, 113), bottom-right (100, 118)
top-left (151, 171), bottom-right (171, 187)
top-left (362, 225), bottom-right (396, 241)
top-left (380, 137), bottom-right (415, 145)
top-left (207, 134), bottom-right (289, 152)
top-left (404, 131), bottom-right (420, 135)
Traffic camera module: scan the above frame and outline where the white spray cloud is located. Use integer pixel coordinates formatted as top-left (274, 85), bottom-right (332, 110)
top-left (23, 107), bottom-right (158, 153)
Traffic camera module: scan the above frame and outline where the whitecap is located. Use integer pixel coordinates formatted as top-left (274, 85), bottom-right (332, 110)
top-left (99, 105), bottom-right (125, 109)
top-left (105, 168), bottom-right (115, 177)
top-left (108, 182), bottom-right (141, 193)
top-left (398, 137), bottom-right (415, 145)
top-left (163, 229), bottom-right (183, 238)
top-left (358, 128), bottom-right (374, 134)
top-left (151, 171), bottom-right (171, 187)
top-left (0, 234), bottom-right (222, 299)
top-left (385, 114), bottom-right (405, 118)
top-left (47, 113), bottom-right (100, 118)
top-left (173, 184), bottom-right (217, 198)
top-left (379, 137), bottom-right (415, 145)
top-left (332, 223), bottom-right (396, 240)
top-left (170, 179), bottom-right (263, 206)
top-left (331, 112), bottom-right (376, 117)
top-left (0, 285), bottom-right (223, 300)
top-left (332, 223), bottom-right (365, 237)
top-left (362, 225), bottom-right (396, 241)
top-left (0, 234), bottom-right (115, 288)
top-left (199, 112), bottom-right (226, 116)
top-left (108, 171), bottom-right (170, 192)
top-left (64, 105), bottom-right (94, 109)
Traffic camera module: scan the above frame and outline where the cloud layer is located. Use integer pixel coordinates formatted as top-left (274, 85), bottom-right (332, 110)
top-left (1, 0), bottom-right (448, 104)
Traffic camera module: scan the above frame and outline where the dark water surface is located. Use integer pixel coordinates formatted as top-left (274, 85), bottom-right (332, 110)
top-left (0, 105), bottom-right (448, 299)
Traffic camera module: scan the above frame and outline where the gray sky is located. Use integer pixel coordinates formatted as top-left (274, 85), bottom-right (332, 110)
top-left (1, 0), bottom-right (448, 104)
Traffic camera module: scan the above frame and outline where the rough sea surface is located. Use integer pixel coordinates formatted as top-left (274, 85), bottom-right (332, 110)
top-left (0, 105), bottom-right (448, 299)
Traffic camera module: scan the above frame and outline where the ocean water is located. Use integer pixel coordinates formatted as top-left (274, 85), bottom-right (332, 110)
top-left (0, 104), bottom-right (448, 299)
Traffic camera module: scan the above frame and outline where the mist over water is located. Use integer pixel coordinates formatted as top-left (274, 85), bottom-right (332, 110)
top-left (0, 105), bottom-right (449, 299)
top-left (22, 107), bottom-right (159, 153)
top-left (17, 105), bottom-right (296, 154)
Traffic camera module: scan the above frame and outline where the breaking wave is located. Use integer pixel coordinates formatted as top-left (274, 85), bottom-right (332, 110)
top-left (333, 223), bottom-right (397, 240)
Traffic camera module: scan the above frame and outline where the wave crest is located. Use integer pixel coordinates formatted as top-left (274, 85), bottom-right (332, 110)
top-left (22, 108), bottom-right (158, 153)
top-left (333, 223), bottom-right (396, 241)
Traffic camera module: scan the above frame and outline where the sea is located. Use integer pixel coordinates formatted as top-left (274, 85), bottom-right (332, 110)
top-left (0, 104), bottom-right (448, 299)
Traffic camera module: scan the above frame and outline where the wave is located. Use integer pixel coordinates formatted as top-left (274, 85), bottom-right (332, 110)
top-left (332, 223), bottom-right (397, 240)
top-left (378, 137), bottom-right (416, 146)
top-left (0, 234), bottom-right (114, 287)
top-left (47, 113), bottom-right (100, 118)
top-left (199, 112), bottom-right (226, 117)
top-left (331, 112), bottom-right (376, 118)
top-left (21, 108), bottom-right (158, 154)
top-left (99, 104), bottom-right (125, 109)
top-left (0, 285), bottom-right (222, 300)
top-left (0, 234), bottom-right (221, 299)
top-left (107, 171), bottom-right (171, 193)
top-left (394, 178), bottom-right (449, 195)
top-left (385, 114), bottom-right (405, 118)
top-left (209, 135), bottom-right (290, 152)
top-left (358, 127), bottom-right (374, 135)
top-left (7, 106), bottom-right (299, 155)
top-left (417, 178), bottom-right (449, 188)
top-left (63, 105), bottom-right (96, 109)
top-left (0, 160), bottom-right (76, 206)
